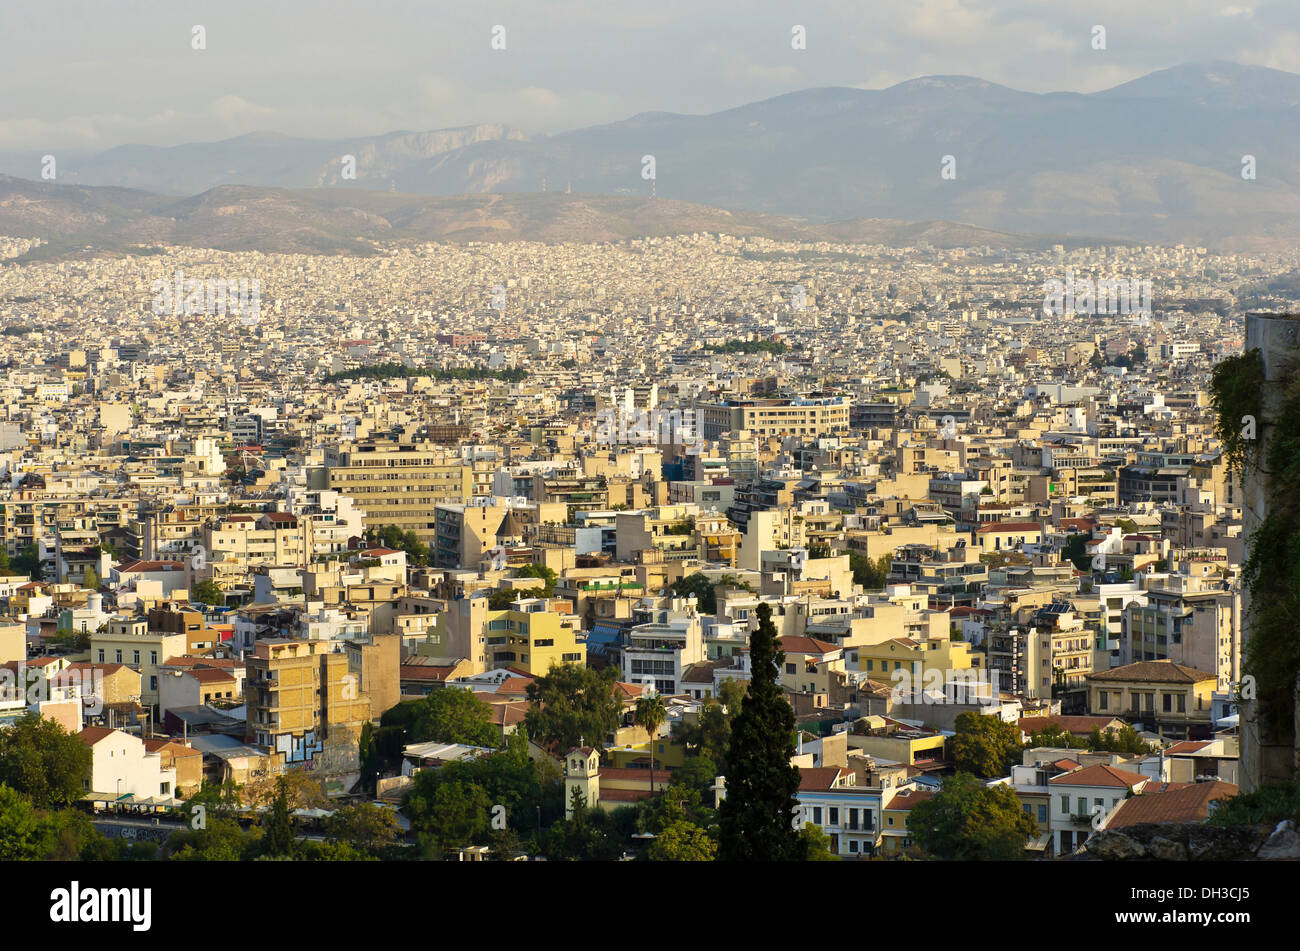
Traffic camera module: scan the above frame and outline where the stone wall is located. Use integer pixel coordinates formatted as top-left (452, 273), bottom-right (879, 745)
top-left (1083, 820), bottom-right (1300, 860)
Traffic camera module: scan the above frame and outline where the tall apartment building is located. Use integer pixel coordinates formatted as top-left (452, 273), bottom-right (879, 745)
top-left (203, 513), bottom-right (310, 575)
top-left (244, 639), bottom-right (372, 772)
top-left (696, 395), bottom-right (850, 441)
top-left (433, 499), bottom-right (566, 570)
top-left (1121, 573), bottom-right (1239, 689)
top-left (314, 442), bottom-right (473, 545)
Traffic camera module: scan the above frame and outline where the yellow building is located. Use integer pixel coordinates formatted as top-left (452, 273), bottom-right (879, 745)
top-left (484, 598), bottom-right (585, 676)
top-left (244, 639), bottom-right (372, 771)
top-left (850, 636), bottom-right (984, 695)
top-left (1086, 660), bottom-right (1216, 739)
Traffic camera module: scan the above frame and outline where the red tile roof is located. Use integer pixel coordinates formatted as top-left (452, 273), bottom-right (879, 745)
top-left (1105, 781), bottom-right (1238, 828)
top-left (1049, 763), bottom-right (1148, 789)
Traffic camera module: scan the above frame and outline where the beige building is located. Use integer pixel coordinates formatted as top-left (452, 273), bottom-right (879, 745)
top-left (90, 616), bottom-right (187, 710)
top-left (697, 396), bottom-right (850, 440)
top-left (317, 441), bottom-right (474, 546)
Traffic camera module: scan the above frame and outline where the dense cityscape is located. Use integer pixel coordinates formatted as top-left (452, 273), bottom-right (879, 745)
top-left (2, 6), bottom-right (1298, 936)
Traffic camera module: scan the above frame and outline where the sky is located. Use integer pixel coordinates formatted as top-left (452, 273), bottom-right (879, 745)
top-left (1, 0), bottom-right (1298, 151)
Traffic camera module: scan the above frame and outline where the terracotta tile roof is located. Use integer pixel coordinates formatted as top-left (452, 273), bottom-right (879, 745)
top-left (1105, 781), bottom-right (1238, 828)
top-left (77, 726), bottom-right (119, 746)
top-left (116, 560), bottom-right (186, 573)
top-left (1019, 715), bottom-right (1125, 736)
top-left (779, 635), bottom-right (842, 655)
top-left (1086, 660), bottom-right (1216, 684)
top-left (598, 787), bottom-right (657, 803)
top-left (1163, 741), bottom-right (1212, 756)
top-left (798, 767), bottom-right (844, 791)
top-left (976, 521), bottom-right (1043, 534)
top-left (887, 788), bottom-right (936, 811)
top-left (1049, 763), bottom-right (1148, 789)
top-left (64, 662), bottom-right (130, 675)
top-left (185, 667), bottom-right (236, 685)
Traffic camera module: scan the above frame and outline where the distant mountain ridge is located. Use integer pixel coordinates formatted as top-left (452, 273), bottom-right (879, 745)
top-left (2, 62), bottom-right (1299, 250)
top-left (0, 175), bottom-right (1100, 257)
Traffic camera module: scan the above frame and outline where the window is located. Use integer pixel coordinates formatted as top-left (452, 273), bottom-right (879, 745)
top-left (133, 650), bottom-right (140, 664)
top-left (1060, 795), bottom-right (1069, 812)
top-left (115, 650), bottom-right (122, 663)
top-left (97, 650), bottom-right (104, 662)
top-left (812, 807), bottom-right (822, 824)
top-left (1163, 693), bottom-right (1173, 713)
top-left (828, 807), bottom-right (839, 826)
top-left (1038, 805), bottom-right (1047, 822)
top-left (785, 663), bottom-right (796, 674)
top-left (150, 651), bottom-right (157, 665)
top-left (1098, 691), bottom-right (1107, 710)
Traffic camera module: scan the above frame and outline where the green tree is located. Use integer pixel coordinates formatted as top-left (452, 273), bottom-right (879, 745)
top-left (543, 788), bottom-right (624, 861)
top-left (383, 687), bottom-right (500, 749)
top-left (1061, 534), bottom-right (1091, 571)
top-left (262, 776), bottom-right (296, 857)
top-left (849, 552), bottom-right (892, 590)
top-left (675, 679), bottom-right (745, 765)
top-left (409, 781), bottom-right (490, 854)
top-left (0, 784), bottom-right (47, 859)
top-left (82, 566), bottom-right (99, 591)
top-left (12, 545), bottom-right (43, 582)
top-left (163, 815), bottom-right (255, 861)
top-left (717, 602), bottom-right (802, 861)
top-left (950, 711), bottom-right (1022, 779)
top-left (798, 822), bottom-right (840, 861)
top-left (671, 572), bottom-right (720, 614)
top-left (648, 815), bottom-right (717, 861)
top-left (635, 693), bottom-right (668, 786)
top-left (672, 755), bottom-right (718, 800)
top-left (323, 802), bottom-right (400, 854)
top-left (524, 662), bottom-right (621, 752)
top-left (1026, 724), bottom-right (1087, 750)
top-left (190, 579), bottom-right (225, 606)
top-left (488, 586), bottom-right (545, 609)
top-left (907, 773), bottom-right (1038, 860)
top-left (1088, 725), bottom-right (1152, 755)
top-left (515, 563), bottom-right (557, 595)
top-left (0, 714), bottom-right (92, 808)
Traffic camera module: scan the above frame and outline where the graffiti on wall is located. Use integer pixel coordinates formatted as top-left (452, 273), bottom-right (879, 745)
top-left (274, 730), bottom-right (323, 767)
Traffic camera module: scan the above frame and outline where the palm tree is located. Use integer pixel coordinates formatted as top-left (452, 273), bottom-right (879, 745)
top-left (634, 693), bottom-right (668, 792)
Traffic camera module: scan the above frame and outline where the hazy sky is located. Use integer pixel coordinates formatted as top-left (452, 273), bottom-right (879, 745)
top-left (2, 0), bottom-right (1298, 150)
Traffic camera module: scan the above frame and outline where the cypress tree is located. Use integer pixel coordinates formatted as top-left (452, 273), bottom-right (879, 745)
top-left (264, 777), bottom-right (295, 856)
top-left (718, 602), bottom-right (802, 860)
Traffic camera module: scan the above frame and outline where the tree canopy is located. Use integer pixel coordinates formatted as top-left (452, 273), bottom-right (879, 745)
top-left (524, 663), bottom-right (622, 752)
top-left (0, 715), bottom-right (92, 809)
top-left (382, 687), bottom-right (501, 749)
top-left (950, 711), bottom-right (1023, 779)
top-left (907, 772), bottom-right (1039, 860)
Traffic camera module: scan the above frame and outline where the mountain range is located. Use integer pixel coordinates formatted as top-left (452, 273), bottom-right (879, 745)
top-left (2, 61), bottom-right (1299, 253)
